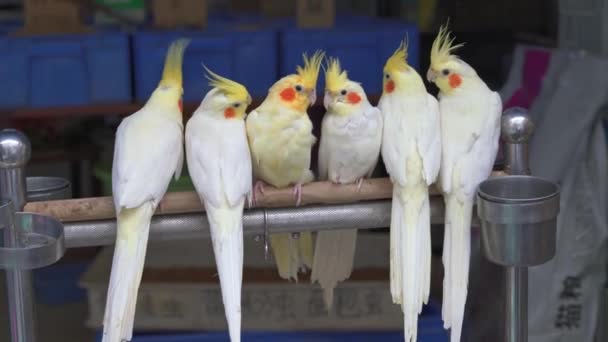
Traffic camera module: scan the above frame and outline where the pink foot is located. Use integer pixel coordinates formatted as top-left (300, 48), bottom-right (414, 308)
top-left (292, 183), bottom-right (303, 206)
top-left (252, 180), bottom-right (266, 205)
top-left (356, 178), bottom-right (364, 192)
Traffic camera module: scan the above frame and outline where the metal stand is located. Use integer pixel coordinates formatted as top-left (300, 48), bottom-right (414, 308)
top-left (0, 130), bottom-right (66, 342)
top-left (477, 108), bottom-right (561, 342)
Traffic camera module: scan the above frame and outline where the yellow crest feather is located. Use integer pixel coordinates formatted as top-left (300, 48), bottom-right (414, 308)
top-left (325, 57), bottom-right (349, 93)
top-left (296, 50), bottom-right (325, 89)
top-left (384, 39), bottom-right (409, 73)
top-left (160, 38), bottom-right (190, 87)
top-left (430, 23), bottom-right (464, 70)
top-left (204, 66), bottom-right (251, 103)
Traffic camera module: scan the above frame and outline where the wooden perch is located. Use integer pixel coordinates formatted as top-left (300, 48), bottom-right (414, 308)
top-left (24, 172), bottom-right (504, 223)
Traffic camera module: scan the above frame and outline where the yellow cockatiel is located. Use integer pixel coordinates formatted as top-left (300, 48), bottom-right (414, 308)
top-left (103, 38), bottom-right (189, 342)
top-left (246, 51), bottom-right (324, 280)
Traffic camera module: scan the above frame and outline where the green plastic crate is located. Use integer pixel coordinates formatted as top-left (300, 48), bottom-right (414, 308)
top-left (93, 162), bottom-right (194, 196)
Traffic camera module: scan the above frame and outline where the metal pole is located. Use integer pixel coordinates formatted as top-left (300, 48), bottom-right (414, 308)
top-left (0, 129), bottom-right (37, 342)
top-left (62, 199), bottom-right (447, 248)
top-left (501, 107), bottom-right (535, 342)
top-left (507, 267), bottom-right (528, 342)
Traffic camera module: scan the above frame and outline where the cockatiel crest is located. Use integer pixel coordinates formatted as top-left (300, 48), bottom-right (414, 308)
top-left (205, 67), bottom-right (252, 104)
top-left (159, 38), bottom-right (190, 90)
top-left (268, 50), bottom-right (325, 112)
top-left (427, 24), bottom-right (478, 94)
top-left (204, 66), bottom-right (252, 119)
top-left (325, 57), bottom-right (349, 93)
top-left (323, 57), bottom-right (366, 114)
top-left (297, 50), bottom-right (325, 90)
top-left (384, 39), bottom-right (410, 74)
top-left (382, 38), bottom-right (425, 95)
top-left (429, 24), bottom-right (464, 71)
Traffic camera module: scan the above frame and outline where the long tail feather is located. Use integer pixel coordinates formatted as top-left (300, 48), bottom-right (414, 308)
top-left (443, 194), bottom-right (473, 342)
top-left (270, 232), bottom-right (314, 281)
top-left (396, 184), bottom-right (430, 342)
top-left (102, 203), bottom-right (154, 342)
top-left (390, 188), bottom-right (403, 305)
top-left (311, 229), bottom-right (358, 309)
top-left (205, 200), bottom-right (245, 342)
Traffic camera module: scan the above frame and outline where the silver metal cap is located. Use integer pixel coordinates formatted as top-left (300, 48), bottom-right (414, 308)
top-left (0, 129), bottom-right (31, 168)
top-left (501, 107), bottom-right (535, 144)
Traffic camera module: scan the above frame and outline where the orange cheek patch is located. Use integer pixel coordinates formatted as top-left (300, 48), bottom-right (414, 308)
top-left (224, 107), bottom-right (236, 119)
top-left (347, 92), bottom-right (361, 104)
top-left (385, 80), bottom-right (395, 93)
top-left (178, 99), bottom-right (183, 112)
top-left (449, 74), bottom-right (462, 88)
top-left (280, 88), bottom-right (296, 102)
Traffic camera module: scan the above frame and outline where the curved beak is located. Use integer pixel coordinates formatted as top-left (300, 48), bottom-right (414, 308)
top-left (307, 88), bottom-right (317, 106)
top-left (426, 69), bottom-right (438, 83)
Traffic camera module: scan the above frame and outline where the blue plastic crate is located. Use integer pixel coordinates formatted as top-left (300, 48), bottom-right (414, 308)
top-left (280, 17), bottom-right (419, 96)
top-left (33, 261), bottom-right (90, 305)
top-left (133, 28), bottom-right (278, 103)
top-left (0, 31), bottom-right (132, 109)
top-left (95, 302), bottom-right (446, 341)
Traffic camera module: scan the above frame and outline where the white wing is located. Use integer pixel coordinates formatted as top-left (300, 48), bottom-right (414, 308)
top-left (186, 113), bottom-right (252, 209)
top-left (112, 108), bottom-right (183, 212)
top-left (379, 96), bottom-right (409, 186)
top-left (321, 105), bottom-right (382, 183)
top-left (417, 94), bottom-right (442, 185)
top-left (458, 91), bottom-right (502, 197)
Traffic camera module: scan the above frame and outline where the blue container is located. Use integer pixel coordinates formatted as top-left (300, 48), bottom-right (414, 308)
top-left (0, 31), bottom-right (131, 109)
top-left (133, 28), bottom-right (277, 103)
top-left (33, 261), bottom-right (89, 305)
top-left (95, 302), bottom-right (447, 341)
top-left (280, 17), bottom-right (419, 96)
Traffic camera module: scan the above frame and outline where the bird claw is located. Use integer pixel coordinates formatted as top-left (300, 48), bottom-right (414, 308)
top-left (356, 178), bottom-right (364, 192)
top-left (292, 183), bottom-right (303, 206)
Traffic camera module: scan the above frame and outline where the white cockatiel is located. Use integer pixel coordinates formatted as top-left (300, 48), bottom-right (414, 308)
top-left (426, 26), bottom-right (502, 342)
top-left (103, 38), bottom-right (189, 342)
top-left (378, 41), bottom-right (441, 342)
top-left (312, 58), bottom-right (382, 309)
top-left (185, 69), bottom-right (252, 342)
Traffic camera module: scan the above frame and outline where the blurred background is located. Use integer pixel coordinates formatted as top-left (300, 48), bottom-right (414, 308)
top-left (0, 0), bottom-right (606, 341)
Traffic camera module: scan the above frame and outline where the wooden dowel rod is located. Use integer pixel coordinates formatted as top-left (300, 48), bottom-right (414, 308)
top-left (24, 172), bottom-right (504, 223)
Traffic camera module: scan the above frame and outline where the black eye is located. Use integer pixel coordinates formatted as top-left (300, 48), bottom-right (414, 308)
top-left (234, 103), bottom-right (240, 108)
top-left (295, 85), bottom-right (303, 92)
top-left (442, 69), bottom-right (450, 76)
top-left (340, 89), bottom-right (347, 96)
top-left (385, 74), bottom-right (390, 79)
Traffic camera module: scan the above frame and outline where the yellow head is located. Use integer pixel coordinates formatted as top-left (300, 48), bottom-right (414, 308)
top-left (269, 50), bottom-right (325, 112)
top-left (204, 66), bottom-right (252, 119)
top-left (324, 57), bottom-right (367, 115)
top-left (382, 38), bottom-right (424, 95)
top-left (150, 38), bottom-right (190, 111)
top-left (426, 24), bottom-right (475, 94)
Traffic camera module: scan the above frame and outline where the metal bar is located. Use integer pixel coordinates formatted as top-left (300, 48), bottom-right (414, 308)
top-left (505, 144), bottom-right (530, 176)
top-left (501, 108), bottom-right (535, 342)
top-left (63, 199), bottom-right (446, 249)
top-left (507, 266), bottom-right (528, 342)
top-left (0, 129), bottom-right (37, 342)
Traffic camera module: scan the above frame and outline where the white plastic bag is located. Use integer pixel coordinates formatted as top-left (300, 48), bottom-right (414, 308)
top-left (528, 52), bottom-right (608, 342)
